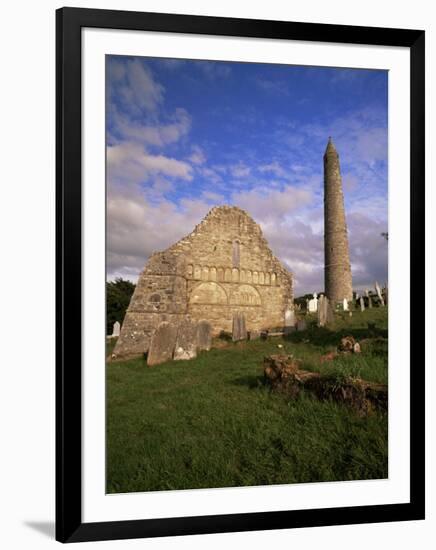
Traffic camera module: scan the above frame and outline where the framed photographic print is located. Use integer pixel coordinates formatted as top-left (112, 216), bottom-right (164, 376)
top-left (56, 7), bottom-right (425, 543)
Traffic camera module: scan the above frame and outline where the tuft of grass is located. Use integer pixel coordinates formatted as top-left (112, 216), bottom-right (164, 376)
top-left (107, 307), bottom-right (388, 493)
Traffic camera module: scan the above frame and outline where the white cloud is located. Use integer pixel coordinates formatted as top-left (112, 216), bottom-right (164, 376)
top-left (258, 161), bottom-right (287, 178)
top-left (230, 163), bottom-right (251, 178)
top-left (111, 107), bottom-right (191, 147)
top-left (189, 145), bottom-right (207, 165)
top-left (112, 59), bottom-right (165, 114)
top-left (107, 142), bottom-right (193, 185)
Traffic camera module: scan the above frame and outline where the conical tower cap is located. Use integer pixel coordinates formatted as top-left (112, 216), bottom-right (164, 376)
top-left (324, 136), bottom-right (338, 156)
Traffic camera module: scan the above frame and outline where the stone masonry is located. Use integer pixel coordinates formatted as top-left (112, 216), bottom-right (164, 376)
top-left (324, 137), bottom-right (353, 304)
top-left (113, 206), bottom-right (294, 358)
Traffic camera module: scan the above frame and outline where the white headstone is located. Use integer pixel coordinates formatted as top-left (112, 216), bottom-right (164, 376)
top-left (284, 309), bottom-right (296, 327)
top-left (308, 292), bottom-right (318, 313)
top-left (343, 298), bottom-right (349, 311)
top-left (360, 296), bottom-right (365, 312)
top-left (112, 321), bottom-right (120, 337)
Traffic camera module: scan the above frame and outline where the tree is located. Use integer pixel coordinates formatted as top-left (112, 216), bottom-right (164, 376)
top-left (106, 278), bottom-right (135, 335)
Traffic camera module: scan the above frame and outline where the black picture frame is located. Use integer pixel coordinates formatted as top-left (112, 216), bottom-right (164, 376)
top-left (56, 6), bottom-right (425, 543)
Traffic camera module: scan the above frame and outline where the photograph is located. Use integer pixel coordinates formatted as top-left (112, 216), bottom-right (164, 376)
top-left (105, 55), bottom-right (389, 495)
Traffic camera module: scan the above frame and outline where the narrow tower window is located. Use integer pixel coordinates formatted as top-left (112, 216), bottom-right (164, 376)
top-left (232, 240), bottom-right (240, 267)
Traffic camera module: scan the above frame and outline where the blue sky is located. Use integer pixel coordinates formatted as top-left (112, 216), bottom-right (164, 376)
top-left (106, 55), bottom-right (388, 295)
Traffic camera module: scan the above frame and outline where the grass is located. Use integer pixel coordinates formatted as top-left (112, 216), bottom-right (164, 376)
top-left (106, 307), bottom-right (388, 493)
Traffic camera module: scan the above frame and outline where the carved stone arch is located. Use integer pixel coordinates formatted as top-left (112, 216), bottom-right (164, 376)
top-left (246, 270), bottom-right (252, 283)
top-left (232, 268), bottom-right (239, 282)
top-left (187, 264), bottom-right (194, 278)
top-left (253, 271), bottom-right (259, 284)
top-left (210, 266), bottom-right (217, 281)
top-left (202, 266), bottom-right (209, 281)
top-left (230, 284), bottom-right (262, 306)
top-left (224, 268), bottom-right (232, 282)
top-left (265, 272), bottom-right (270, 285)
top-left (259, 271), bottom-right (265, 285)
top-left (189, 281), bottom-right (228, 305)
top-left (271, 272), bottom-right (277, 285)
top-left (217, 267), bottom-right (224, 282)
top-left (194, 265), bottom-right (201, 280)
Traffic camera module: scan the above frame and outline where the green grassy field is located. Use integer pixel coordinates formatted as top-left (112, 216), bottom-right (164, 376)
top-left (106, 307), bottom-right (388, 493)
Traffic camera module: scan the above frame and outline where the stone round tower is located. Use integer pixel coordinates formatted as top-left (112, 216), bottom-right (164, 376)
top-left (324, 137), bottom-right (353, 304)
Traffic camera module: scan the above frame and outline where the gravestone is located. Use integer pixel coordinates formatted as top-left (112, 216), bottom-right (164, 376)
top-left (284, 308), bottom-right (296, 329)
top-left (375, 281), bottom-right (385, 306)
top-left (112, 321), bottom-right (120, 337)
top-left (232, 312), bottom-right (247, 341)
top-left (173, 319), bottom-right (198, 361)
top-left (248, 330), bottom-right (260, 340)
top-left (384, 286), bottom-right (388, 306)
top-left (317, 294), bottom-right (327, 327)
top-left (296, 319), bottom-right (307, 331)
top-left (147, 321), bottom-right (178, 367)
top-left (360, 296), bottom-right (365, 312)
top-left (308, 293), bottom-right (318, 313)
top-left (197, 320), bottom-right (212, 351)
top-left (326, 298), bottom-right (335, 325)
top-left (368, 295), bottom-right (373, 308)
top-left (343, 298), bottom-right (349, 311)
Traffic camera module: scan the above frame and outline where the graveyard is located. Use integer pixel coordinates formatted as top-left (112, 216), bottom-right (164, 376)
top-left (106, 305), bottom-right (388, 494)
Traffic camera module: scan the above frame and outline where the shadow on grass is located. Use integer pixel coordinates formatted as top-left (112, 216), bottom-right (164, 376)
top-left (284, 326), bottom-right (388, 347)
top-left (230, 374), bottom-right (264, 389)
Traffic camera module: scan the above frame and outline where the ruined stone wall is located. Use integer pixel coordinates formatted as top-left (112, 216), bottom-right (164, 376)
top-left (113, 206), bottom-right (293, 358)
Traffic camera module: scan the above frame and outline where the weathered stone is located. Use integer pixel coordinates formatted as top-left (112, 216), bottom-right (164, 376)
top-left (147, 321), bottom-right (178, 367)
top-left (296, 319), bottom-right (307, 331)
top-left (353, 342), bottom-right (361, 353)
top-left (343, 298), bottom-right (349, 311)
top-left (284, 308), bottom-right (296, 328)
top-left (248, 330), bottom-right (260, 340)
top-left (338, 336), bottom-right (356, 353)
top-left (317, 294), bottom-right (327, 327)
top-left (368, 295), bottom-right (373, 308)
top-left (360, 296), bottom-right (365, 312)
top-left (326, 298), bottom-right (335, 325)
top-left (112, 321), bottom-right (120, 337)
top-left (264, 355), bottom-right (387, 416)
top-left (173, 319), bottom-right (198, 361)
top-left (324, 138), bottom-right (353, 304)
top-left (113, 206), bottom-right (294, 359)
top-left (232, 312), bottom-right (247, 341)
top-left (197, 320), bottom-right (212, 351)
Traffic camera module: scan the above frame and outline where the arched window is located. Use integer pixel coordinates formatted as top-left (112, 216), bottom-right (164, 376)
top-left (232, 240), bottom-right (240, 268)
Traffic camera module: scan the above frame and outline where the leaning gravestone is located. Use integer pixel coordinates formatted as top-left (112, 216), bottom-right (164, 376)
top-left (147, 321), bottom-right (178, 367)
top-left (112, 321), bottom-right (120, 337)
top-left (173, 318), bottom-right (198, 361)
top-left (375, 281), bottom-right (385, 306)
top-left (232, 312), bottom-right (247, 341)
top-left (197, 320), bottom-right (212, 351)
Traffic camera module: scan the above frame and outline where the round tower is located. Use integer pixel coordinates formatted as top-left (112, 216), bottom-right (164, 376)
top-left (324, 137), bottom-right (353, 304)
